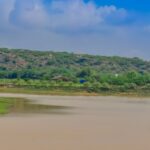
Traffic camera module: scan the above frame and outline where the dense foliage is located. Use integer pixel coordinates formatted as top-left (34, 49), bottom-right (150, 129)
top-left (0, 48), bottom-right (150, 94)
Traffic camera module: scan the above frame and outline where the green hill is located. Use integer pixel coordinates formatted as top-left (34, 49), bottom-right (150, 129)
top-left (0, 48), bottom-right (150, 95)
top-left (0, 48), bottom-right (149, 77)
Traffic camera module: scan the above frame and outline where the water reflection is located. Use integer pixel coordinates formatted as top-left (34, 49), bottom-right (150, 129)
top-left (0, 98), bottom-right (72, 115)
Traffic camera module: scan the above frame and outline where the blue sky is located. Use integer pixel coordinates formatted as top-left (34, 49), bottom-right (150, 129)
top-left (0, 0), bottom-right (150, 60)
top-left (90, 0), bottom-right (150, 12)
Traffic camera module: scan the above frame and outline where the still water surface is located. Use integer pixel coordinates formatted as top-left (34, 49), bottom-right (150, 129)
top-left (0, 94), bottom-right (150, 150)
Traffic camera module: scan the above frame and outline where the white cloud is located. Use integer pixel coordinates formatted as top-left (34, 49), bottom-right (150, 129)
top-left (5, 0), bottom-right (128, 31)
top-left (46, 1), bottom-right (127, 31)
top-left (0, 0), bottom-right (14, 28)
top-left (9, 0), bottom-right (48, 28)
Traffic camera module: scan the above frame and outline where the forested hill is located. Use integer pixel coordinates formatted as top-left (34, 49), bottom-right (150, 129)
top-left (0, 48), bottom-right (149, 72)
top-left (0, 48), bottom-right (150, 80)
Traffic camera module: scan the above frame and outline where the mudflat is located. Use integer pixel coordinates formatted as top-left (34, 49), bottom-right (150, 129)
top-left (0, 93), bottom-right (150, 150)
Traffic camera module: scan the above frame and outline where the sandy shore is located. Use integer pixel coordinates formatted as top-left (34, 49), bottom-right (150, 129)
top-left (0, 93), bottom-right (150, 150)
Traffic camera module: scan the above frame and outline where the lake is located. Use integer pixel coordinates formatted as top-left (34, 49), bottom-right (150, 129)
top-left (0, 94), bottom-right (150, 150)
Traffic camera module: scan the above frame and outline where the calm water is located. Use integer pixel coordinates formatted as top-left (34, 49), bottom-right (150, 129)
top-left (0, 99), bottom-right (71, 115)
top-left (0, 94), bottom-right (150, 150)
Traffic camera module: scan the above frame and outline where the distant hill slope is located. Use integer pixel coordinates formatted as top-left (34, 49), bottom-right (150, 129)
top-left (0, 48), bottom-right (149, 74)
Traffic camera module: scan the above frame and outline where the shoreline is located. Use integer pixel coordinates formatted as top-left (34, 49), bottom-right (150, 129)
top-left (0, 93), bottom-right (149, 100)
top-left (0, 87), bottom-right (149, 98)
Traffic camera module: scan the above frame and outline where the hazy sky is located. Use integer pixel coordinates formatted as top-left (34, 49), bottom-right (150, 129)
top-left (0, 0), bottom-right (150, 60)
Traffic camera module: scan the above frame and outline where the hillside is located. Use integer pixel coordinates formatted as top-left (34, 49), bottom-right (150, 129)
top-left (0, 48), bottom-right (149, 74)
top-left (0, 48), bottom-right (150, 95)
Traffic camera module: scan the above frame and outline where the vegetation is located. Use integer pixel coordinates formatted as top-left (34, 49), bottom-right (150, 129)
top-left (0, 98), bottom-right (11, 114)
top-left (0, 48), bottom-right (150, 96)
top-left (0, 97), bottom-right (70, 115)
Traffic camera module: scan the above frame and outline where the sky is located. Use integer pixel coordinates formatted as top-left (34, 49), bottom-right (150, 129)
top-left (0, 0), bottom-right (150, 60)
